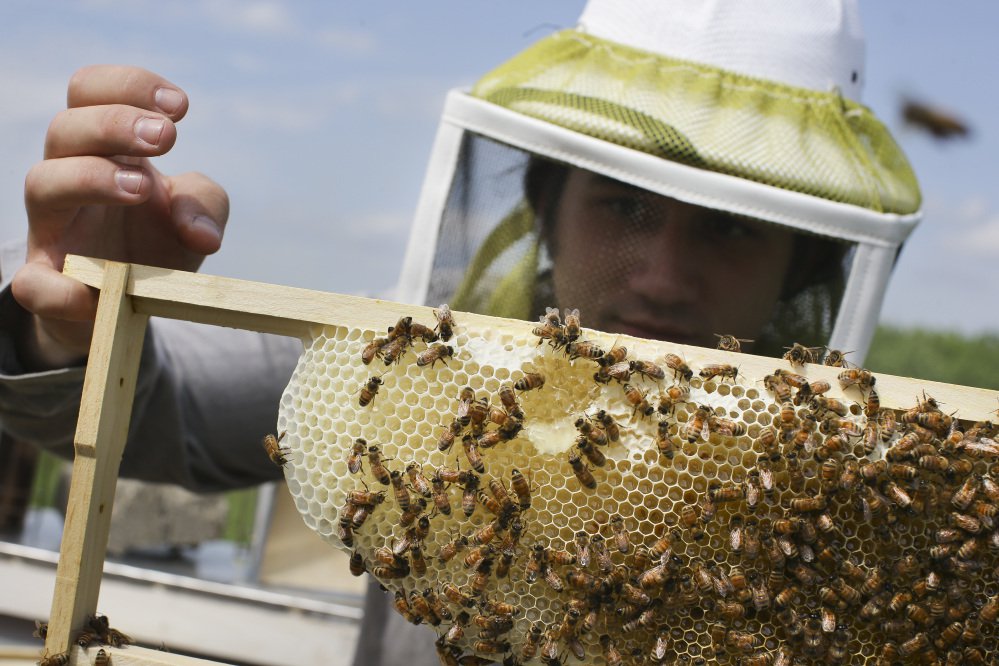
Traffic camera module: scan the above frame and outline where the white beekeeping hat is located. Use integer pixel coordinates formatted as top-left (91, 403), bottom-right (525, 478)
top-left (399, 0), bottom-right (921, 362)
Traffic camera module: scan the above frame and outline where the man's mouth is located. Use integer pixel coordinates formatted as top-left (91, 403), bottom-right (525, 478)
top-left (612, 317), bottom-right (701, 345)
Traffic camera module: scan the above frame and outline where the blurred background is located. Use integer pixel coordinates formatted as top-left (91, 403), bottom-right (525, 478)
top-left (0, 2), bottom-right (996, 664)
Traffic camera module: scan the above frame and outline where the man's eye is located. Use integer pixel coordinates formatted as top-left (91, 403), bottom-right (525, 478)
top-left (600, 197), bottom-right (643, 218)
top-left (706, 215), bottom-right (757, 240)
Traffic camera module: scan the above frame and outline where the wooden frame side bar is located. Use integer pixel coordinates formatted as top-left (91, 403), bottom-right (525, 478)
top-left (44, 262), bottom-right (149, 657)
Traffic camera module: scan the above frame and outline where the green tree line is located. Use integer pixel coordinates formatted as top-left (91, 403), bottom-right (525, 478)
top-left (866, 325), bottom-right (999, 391)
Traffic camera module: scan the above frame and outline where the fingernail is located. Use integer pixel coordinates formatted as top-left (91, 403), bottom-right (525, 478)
top-left (191, 215), bottom-right (222, 242)
top-left (154, 87), bottom-right (184, 115)
top-left (134, 117), bottom-right (165, 146)
top-left (115, 168), bottom-right (143, 194)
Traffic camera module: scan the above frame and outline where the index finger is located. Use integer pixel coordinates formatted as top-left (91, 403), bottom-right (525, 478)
top-left (67, 65), bottom-right (188, 121)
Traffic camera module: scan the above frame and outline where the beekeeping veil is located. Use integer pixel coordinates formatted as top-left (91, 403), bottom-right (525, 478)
top-left (396, 0), bottom-right (921, 362)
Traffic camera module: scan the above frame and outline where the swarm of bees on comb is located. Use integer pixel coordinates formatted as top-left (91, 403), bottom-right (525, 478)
top-left (276, 305), bottom-right (999, 665)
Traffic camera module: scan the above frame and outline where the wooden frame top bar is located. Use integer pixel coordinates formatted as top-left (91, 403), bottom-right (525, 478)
top-left (63, 255), bottom-right (999, 422)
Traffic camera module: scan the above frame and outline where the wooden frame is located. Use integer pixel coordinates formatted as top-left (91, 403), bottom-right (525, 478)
top-left (38, 254), bottom-right (999, 664)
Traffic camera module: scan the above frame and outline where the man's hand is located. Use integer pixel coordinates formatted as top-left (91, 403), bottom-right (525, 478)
top-left (12, 65), bottom-right (230, 369)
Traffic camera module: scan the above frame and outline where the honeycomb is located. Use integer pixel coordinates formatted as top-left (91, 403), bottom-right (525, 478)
top-left (277, 310), bottom-right (999, 665)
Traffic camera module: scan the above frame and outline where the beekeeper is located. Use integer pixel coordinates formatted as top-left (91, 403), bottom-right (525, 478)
top-left (0, 0), bottom-right (921, 663)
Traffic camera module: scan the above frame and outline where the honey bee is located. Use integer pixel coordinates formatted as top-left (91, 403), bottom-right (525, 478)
top-left (810, 395), bottom-right (849, 417)
top-left (37, 653), bottom-right (69, 666)
top-left (416, 344), bottom-right (454, 368)
top-left (366, 444), bottom-right (392, 485)
top-left (93, 649), bottom-right (111, 666)
top-left (461, 435), bottom-right (485, 474)
top-left (434, 304), bottom-right (455, 341)
top-left (714, 333), bottom-right (752, 352)
top-left (663, 353), bottom-right (693, 381)
top-left (262, 430), bottom-right (291, 467)
top-left (622, 383), bottom-right (655, 418)
top-left (594, 360), bottom-right (633, 384)
top-left (630, 359), bottom-right (666, 382)
top-left (762, 373), bottom-right (792, 402)
top-left (562, 307), bottom-right (581, 339)
top-left (461, 472), bottom-right (480, 517)
top-left (708, 414), bottom-right (746, 438)
top-left (838, 368), bottom-right (876, 392)
top-left (683, 404), bottom-right (712, 442)
top-left (361, 336), bottom-right (389, 365)
top-left (593, 409), bottom-right (621, 442)
top-left (388, 469), bottom-right (412, 512)
top-left (379, 334), bottom-right (410, 365)
top-left (519, 622), bottom-right (544, 662)
top-left (497, 384), bottom-right (523, 419)
top-left (589, 534), bottom-right (614, 573)
top-left (515, 372), bottom-right (545, 391)
top-left (599, 635), bottom-right (623, 666)
top-left (654, 421), bottom-right (676, 458)
top-left (699, 364), bottom-right (739, 382)
top-left (710, 482), bottom-right (744, 504)
top-left (565, 340), bottom-right (605, 361)
top-left (358, 375), bottom-right (384, 407)
top-left (508, 468), bottom-right (532, 511)
top-left (783, 342), bottom-right (819, 366)
top-left (599, 344), bottom-right (628, 367)
top-left (568, 449), bottom-right (597, 489)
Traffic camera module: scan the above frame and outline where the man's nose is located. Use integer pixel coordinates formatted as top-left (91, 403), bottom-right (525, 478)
top-left (624, 219), bottom-right (704, 302)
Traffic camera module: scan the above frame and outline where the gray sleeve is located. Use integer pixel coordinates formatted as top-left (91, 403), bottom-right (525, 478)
top-left (0, 241), bottom-right (301, 492)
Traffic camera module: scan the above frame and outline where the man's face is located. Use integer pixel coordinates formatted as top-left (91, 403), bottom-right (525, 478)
top-left (549, 169), bottom-right (796, 351)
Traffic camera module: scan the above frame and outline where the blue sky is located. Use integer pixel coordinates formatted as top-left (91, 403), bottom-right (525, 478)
top-left (1, 1), bottom-right (996, 334)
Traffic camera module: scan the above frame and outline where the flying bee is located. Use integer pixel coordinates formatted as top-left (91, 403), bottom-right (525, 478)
top-left (663, 353), bottom-right (693, 381)
top-left (623, 383), bottom-right (655, 417)
top-left (715, 333), bottom-right (752, 352)
top-left (783, 342), bottom-right (818, 366)
top-left (630, 359), bottom-right (666, 381)
top-left (461, 435), bottom-right (485, 474)
top-left (262, 431), bottom-right (291, 467)
top-left (433, 304), bottom-right (455, 341)
top-left (699, 364), bottom-right (738, 382)
top-left (358, 375), bottom-right (384, 407)
top-left (838, 368), bottom-right (876, 392)
top-left (515, 372), bottom-right (545, 391)
top-left (416, 344), bottom-right (454, 368)
top-left (568, 449), bottom-right (597, 489)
